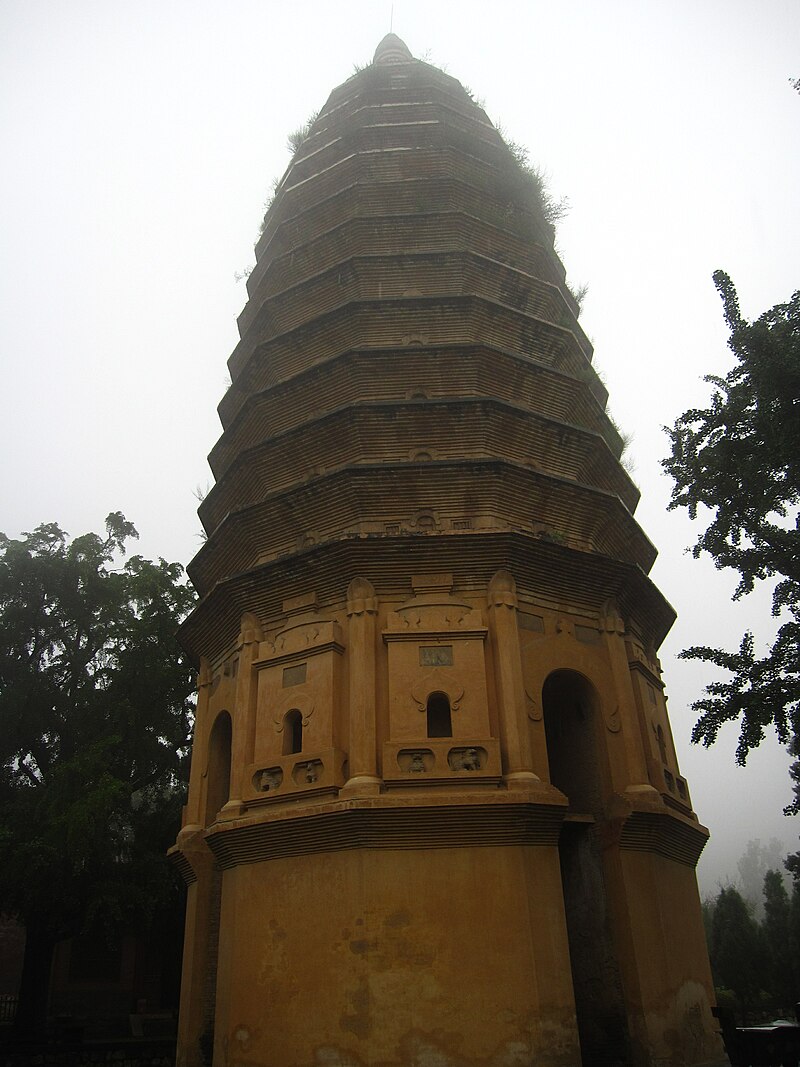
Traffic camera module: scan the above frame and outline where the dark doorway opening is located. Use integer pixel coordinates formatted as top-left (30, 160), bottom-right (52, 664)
top-left (543, 670), bottom-right (632, 1067)
top-left (205, 711), bottom-right (232, 826)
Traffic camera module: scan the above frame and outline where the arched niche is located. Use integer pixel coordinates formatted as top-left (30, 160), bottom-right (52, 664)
top-left (282, 708), bottom-right (303, 755)
top-left (542, 669), bottom-right (604, 816)
top-left (205, 711), bottom-right (232, 825)
top-left (426, 691), bottom-right (452, 738)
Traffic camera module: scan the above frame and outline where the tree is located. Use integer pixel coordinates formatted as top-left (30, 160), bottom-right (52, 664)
top-left (708, 885), bottom-right (766, 1021)
top-left (704, 877), bottom-right (800, 1022)
top-left (791, 880), bottom-right (800, 986)
top-left (736, 838), bottom-right (787, 917)
top-left (0, 514), bottom-right (196, 1035)
top-left (663, 273), bottom-right (800, 826)
top-left (762, 870), bottom-right (798, 1010)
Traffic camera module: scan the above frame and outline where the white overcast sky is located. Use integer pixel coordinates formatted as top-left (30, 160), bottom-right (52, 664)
top-left (1, 0), bottom-right (798, 894)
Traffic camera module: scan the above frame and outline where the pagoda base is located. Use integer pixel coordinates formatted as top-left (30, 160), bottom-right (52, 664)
top-left (174, 796), bottom-right (722, 1067)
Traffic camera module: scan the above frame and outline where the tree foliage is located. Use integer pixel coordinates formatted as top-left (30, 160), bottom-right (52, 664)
top-left (736, 837), bottom-right (788, 918)
top-left (762, 870), bottom-right (796, 1006)
top-left (663, 273), bottom-right (800, 788)
top-left (708, 885), bottom-right (766, 1020)
top-left (0, 514), bottom-right (196, 1033)
top-left (705, 875), bottom-right (800, 1021)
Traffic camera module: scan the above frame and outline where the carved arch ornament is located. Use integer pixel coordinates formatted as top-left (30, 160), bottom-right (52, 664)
top-left (539, 667), bottom-right (621, 734)
top-left (273, 692), bottom-right (315, 733)
top-left (410, 674), bottom-right (465, 714)
top-left (525, 689), bottom-right (542, 722)
top-left (605, 703), bottom-right (621, 733)
top-left (528, 683), bottom-right (617, 731)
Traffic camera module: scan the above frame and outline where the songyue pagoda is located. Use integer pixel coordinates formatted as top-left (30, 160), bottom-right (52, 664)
top-left (170, 34), bottom-right (722, 1067)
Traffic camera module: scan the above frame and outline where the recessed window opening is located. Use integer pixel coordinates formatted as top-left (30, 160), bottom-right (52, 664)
top-left (542, 670), bottom-right (601, 817)
top-left (283, 709), bottom-right (303, 755)
top-left (426, 692), bottom-right (452, 738)
top-left (205, 711), bottom-right (232, 825)
top-left (656, 725), bottom-right (667, 765)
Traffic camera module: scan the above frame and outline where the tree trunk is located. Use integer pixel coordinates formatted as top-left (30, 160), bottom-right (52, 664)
top-left (14, 923), bottom-right (56, 1038)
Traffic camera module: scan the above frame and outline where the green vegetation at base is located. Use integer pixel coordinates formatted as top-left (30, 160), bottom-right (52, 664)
top-left (704, 874), bottom-right (800, 1023)
top-left (0, 514), bottom-right (196, 1036)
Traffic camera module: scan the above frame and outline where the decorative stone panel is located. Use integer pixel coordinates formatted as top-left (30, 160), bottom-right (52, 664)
top-left (383, 574), bottom-right (490, 741)
top-left (382, 738), bottom-right (502, 787)
top-left (244, 748), bottom-right (347, 805)
top-left (252, 598), bottom-right (344, 767)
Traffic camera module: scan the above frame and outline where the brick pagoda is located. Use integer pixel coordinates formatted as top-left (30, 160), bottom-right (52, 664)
top-left (171, 34), bottom-right (721, 1067)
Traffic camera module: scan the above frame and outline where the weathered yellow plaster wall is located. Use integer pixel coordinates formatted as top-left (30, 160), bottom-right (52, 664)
top-left (212, 845), bottom-right (581, 1067)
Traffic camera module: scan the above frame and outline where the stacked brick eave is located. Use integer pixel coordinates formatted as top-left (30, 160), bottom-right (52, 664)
top-left (186, 54), bottom-right (664, 662)
top-left (177, 534), bottom-right (675, 669)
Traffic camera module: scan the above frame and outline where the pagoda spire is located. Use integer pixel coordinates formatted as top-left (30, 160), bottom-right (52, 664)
top-left (373, 32), bottom-right (413, 64)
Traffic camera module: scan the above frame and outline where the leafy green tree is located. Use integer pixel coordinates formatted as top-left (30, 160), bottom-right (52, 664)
top-left (0, 514), bottom-right (196, 1035)
top-left (792, 880), bottom-right (800, 988)
top-left (762, 870), bottom-right (798, 1011)
top-left (708, 886), bottom-right (767, 1021)
top-left (663, 273), bottom-right (800, 846)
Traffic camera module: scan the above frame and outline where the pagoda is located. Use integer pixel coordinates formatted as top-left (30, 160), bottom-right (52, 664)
top-left (171, 35), bottom-right (721, 1067)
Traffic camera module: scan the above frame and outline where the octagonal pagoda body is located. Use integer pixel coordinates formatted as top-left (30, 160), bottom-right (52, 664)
top-left (172, 36), bottom-right (721, 1067)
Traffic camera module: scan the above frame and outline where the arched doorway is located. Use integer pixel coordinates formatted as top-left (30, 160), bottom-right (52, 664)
top-left (205, 711), bottom-right (232, 825)
top-left (543, 670), bottom-right (632, 1067)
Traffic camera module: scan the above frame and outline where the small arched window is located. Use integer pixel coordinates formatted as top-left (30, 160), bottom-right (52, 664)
top-left (282, 709), bottom-right (303, 755)
top-left (426, 692), bottom-right (452, 738)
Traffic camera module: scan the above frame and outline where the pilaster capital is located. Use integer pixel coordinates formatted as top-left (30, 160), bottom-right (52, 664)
top-left (347, 576), bottom-right (378, 617)
top-left (198, 657), bottom-right (213, 690)
top-left (599, 598), bottom-right (626, 635)
top-left (487, 569), bottom-right (518, 611)
top-left (239, 610), bottom-right (264, 647)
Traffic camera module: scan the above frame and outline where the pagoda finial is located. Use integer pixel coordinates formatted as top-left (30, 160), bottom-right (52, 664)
top-left (373, 33), bottom-right (413, 65)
